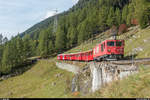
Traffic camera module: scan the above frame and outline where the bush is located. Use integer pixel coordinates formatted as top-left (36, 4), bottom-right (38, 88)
top-left (118, 24), bottom-right (127, 35)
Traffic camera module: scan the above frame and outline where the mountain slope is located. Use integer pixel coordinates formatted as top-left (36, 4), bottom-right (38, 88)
top-left (20, 0), bottom-right (92, 39)
top-left (0, 60), bottom-right (73, 98)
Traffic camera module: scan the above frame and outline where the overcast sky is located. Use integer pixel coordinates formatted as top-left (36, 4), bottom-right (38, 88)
top-left (0, 0), bottom-right (79, 39)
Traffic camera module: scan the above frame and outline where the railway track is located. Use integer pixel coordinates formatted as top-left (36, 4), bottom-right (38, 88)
top-left (110, 58), bottom-right (150, 65)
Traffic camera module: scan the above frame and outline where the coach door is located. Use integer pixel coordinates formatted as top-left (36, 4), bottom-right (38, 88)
top-left (63, 55), bottom-right (64, 60)
top-left (101, 42), bottom-right (105, 53)
top-left (101, 44), bottom-right (104, 52)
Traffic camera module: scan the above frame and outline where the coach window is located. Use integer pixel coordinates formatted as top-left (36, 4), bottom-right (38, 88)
top-left (97, 47), bottom-right (99, 53)
top-left (107, 41), bottom-right (115, 46)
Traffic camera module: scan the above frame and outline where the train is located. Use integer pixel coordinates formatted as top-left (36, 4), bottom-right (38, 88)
top-left (57, 39), bottom-right (124, 62)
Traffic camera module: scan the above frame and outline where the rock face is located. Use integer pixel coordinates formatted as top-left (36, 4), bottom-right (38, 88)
top-left (90, 63), bottom-right (102, 92)
top-left (56, 61), bottom-right (138, 95)
top-left (56, 62), bottom-right (80, 74)
top-left (89, 62), bottom-right (138, 92)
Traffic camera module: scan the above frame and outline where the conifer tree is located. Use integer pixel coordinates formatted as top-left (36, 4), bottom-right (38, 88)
top-left (107, 7), bottom-right (116, 27)
top-left (122, 5), bottom-right (128, 24)
top-left (127, 4), bottom-right (134, 26)
top-left (38, 29), bottom-right (49, 57)
top-left (15, 37), bottom-right (24, 65)
top-left (139, 10), bottom-right (149, 29)
top-left (0, 34), bottom-right (3, 45)
top-left (3, 37), bottom-right (8, 44)
top-left (48, 40), bottom-right (54, 54)
top-left (115, 8), bottom-right (121, 26)
top-left (77, 21), bottom-right (86, 44)
top-left (70, 27), bottom-right (77, 47)
top-left (98, 6), bottom-right (108, 31)
top-left (1, 44), bottom-right (12, 74)
top-left (55, 25), bottom-right (66, 52)
top-left (23, 34), bottom-right (32, 58)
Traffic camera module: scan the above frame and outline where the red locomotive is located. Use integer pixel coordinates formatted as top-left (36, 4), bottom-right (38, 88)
top-left (57, 39), bottom-right (124, 61)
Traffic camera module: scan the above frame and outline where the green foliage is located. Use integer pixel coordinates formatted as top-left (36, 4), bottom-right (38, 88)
top-left (107, 7), bottom-right (116, 26)
top-left (55, 25), bottom-right (67, 52)
top-left (23, 34), bottom-right (32, 58)
top-left (115, 8), bottom-right (122, 26)
top-left (38, 28), bottom-right (55, 57)
top-left (139, 7), bottom-right (150, 29)
top-left (67, 27), bottom-right (78, 47)
top-left (98, 6), bottom-right (108, 31)
top-left (38, 30), bottom-right (49, 57)
top-left (122, 5), bottom-right (128, 24)
top-left (1, 44), bottom-right (12, 74)
top-left (132, 0), bottom-right (150, 28)
top-left (0, 36), bottom-right (33, 75)
top-left (139, 11), bottom-right (149, 29)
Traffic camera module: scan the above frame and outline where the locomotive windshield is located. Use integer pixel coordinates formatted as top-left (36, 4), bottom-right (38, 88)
top-left (116, 41), bottom-right (122, 46)
top-left (107, 41), bottom-right (115, 46)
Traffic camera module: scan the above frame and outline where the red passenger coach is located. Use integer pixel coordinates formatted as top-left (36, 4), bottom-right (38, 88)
top-left (57, 50), bottom-right (93, 62)
top-left (81, 50), bottom-right (93, 61)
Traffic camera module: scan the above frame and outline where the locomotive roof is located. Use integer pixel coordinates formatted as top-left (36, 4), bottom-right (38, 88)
top-left (95, 39), bottom-right (124, 46)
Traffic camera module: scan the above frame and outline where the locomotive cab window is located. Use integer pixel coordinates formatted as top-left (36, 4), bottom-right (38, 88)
top-left (107, 41), bottom-right (115, 46)
top-left (116, 41), bottom-right (122, 46)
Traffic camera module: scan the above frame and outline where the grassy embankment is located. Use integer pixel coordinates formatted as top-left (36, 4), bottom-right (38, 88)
top-left (0, 60), bottom-right (73, 98)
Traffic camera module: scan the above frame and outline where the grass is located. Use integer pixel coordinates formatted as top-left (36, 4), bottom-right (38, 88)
top-left (82, 65), bottom-right (150, 98)
top-left (122, 26), bottom-right (150, 58)
top-left (0, 59), bottom-right (74, 98)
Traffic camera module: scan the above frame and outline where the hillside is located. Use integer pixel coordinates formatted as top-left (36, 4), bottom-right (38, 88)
top-left (0, 60), bottom-right (74, 98)
top-left (0, 26), bottom-right (150, 98)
